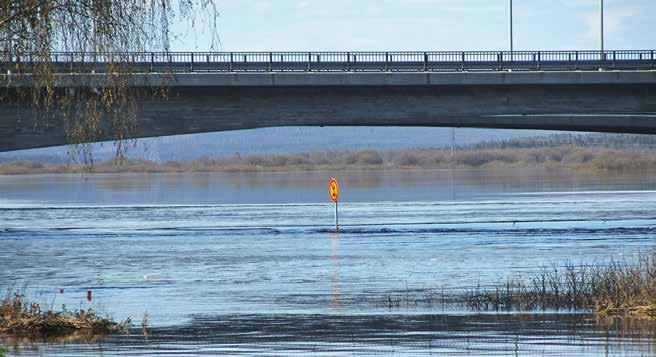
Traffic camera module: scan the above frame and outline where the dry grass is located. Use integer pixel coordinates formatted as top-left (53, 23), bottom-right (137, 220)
top-left (3, 145), bottom-right (656, 175)
top-left (0, 293), bottom-right (128, 337)
top-left (464, 253), bottom-right (656, 320)
top-left (373, 253), bottom-right (656, 321)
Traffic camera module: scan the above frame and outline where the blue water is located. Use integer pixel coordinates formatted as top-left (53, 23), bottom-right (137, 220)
top-left (2, 169), bottom-right (656, 355)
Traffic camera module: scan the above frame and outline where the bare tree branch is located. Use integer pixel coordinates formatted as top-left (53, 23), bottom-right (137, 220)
top-left (0, 0), bottom-right (220, 167)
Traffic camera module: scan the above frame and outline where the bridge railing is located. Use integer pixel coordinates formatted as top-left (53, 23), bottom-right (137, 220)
top-left (1, 50), bottom-right (654, 73)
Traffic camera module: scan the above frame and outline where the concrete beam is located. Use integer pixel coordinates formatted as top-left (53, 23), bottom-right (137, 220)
top-left (1, 71), bottom-right (655, 152)
top-left (1, 70), bottom-right (656, 88)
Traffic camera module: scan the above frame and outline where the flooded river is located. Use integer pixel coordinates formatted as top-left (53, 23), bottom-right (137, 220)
top-left (2, 169), bottom-right (656, 355)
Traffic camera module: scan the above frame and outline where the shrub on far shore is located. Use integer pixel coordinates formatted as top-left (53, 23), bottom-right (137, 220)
top-left (3, 145), bottom-right (656, 175)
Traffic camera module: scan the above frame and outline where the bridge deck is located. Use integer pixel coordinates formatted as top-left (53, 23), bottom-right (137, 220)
top-left (1, 50), bottom-right (656, 151)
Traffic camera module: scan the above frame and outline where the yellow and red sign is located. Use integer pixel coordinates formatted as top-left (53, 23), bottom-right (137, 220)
top-left (329, 178), bottom-right (339, 202)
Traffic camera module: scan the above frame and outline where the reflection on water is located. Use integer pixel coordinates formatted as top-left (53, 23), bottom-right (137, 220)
top-left (331, 232), bottom-right (340, 312)
top-left (3, 169), bottom-right (656, 355)
top-left (3, 169), bottom-right (656, 206)
top-left (4, 313), bottom-right (656, 356)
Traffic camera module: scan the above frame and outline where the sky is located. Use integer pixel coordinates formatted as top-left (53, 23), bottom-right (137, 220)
top-left (171, 0), bottom-right (655, 52)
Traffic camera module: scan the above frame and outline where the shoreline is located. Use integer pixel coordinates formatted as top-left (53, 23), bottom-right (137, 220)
top-left (3, 145), bottom-right (656, 175)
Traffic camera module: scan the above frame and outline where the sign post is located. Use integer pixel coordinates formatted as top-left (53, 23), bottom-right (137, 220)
top-left (329, 178), bottom-right (339, 231)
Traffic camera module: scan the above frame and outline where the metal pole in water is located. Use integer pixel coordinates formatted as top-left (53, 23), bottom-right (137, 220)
top-left (335, 201), bottom-right (339, 231)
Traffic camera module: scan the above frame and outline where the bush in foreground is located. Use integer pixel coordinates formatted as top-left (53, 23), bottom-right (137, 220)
top-left (0, 293), bottom-right (128, 337)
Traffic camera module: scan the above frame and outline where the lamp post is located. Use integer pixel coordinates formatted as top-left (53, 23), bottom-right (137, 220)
top-left (509, 0), bottom-right (514, 53)
top-left (600, 0), bottom-right (604, 52)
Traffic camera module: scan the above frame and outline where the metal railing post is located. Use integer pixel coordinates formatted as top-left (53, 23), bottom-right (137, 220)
top-left (575, 51), bottom-right (578, 70)
top-left (537, 51), bottom-right (541, 71)
top-left (461, 52), bottom-right (465, 71)
top-left (423, 52), bottom-right (427, 72)
top-left (150, 52), bottom-right (154, 72)
top-left (612, 50), bottom-right (616, 70)
top-left (652, 50), bottom-right (655, 70)
top-left (346, 52), bottom-right (350, 71)
top-left (229, 52), bottom-right (233, 72)
top-left (498, 51), bottom-right (503, 71)
top-left (307, 52), bottom-right (311, 71)
top-left (190, 52), bottom-right (194, 72)
top-left (385, 52), bottom-right (389, 71)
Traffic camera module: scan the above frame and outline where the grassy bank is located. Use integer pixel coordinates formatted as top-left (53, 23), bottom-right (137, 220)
top-left (3, 145), bottom-right (656, 175)
top-left (0, 293), bottom-right (128, 337)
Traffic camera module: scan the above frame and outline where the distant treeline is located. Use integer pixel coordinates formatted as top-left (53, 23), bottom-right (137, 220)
top-left (3, 144), bottom-right (656, 174)
top-left (471, 133), bottom-right (656, 150)
top-left (4, 133), bottom-right (656, 174)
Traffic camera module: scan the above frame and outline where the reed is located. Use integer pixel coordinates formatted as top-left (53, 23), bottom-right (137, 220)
top-left (464, 253), bottom-right (656, 320)
top-left (374, 253), bottom-right (656, 321)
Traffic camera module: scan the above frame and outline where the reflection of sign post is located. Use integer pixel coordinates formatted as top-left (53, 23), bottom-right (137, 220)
top-left (329, 178), bottom-right (339, 230)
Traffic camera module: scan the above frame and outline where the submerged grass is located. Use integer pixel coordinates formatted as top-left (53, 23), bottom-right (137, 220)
top-left (0, 292), bottom-right (129, 337)
top-left (375, 252), bottom-right (656, 322)
top-left (464, 253), bottom-right (656, 320)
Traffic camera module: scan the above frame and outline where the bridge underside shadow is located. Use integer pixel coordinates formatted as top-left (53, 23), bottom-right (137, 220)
top-left (1, 78), bottom-right (656, 152)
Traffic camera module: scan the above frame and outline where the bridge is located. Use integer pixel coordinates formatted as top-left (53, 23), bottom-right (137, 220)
top-left (1, 50), bottom-right (656, 151)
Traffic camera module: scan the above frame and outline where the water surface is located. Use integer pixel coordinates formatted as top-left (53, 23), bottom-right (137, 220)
top-left (2, 169), bottom-right (656, 355)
